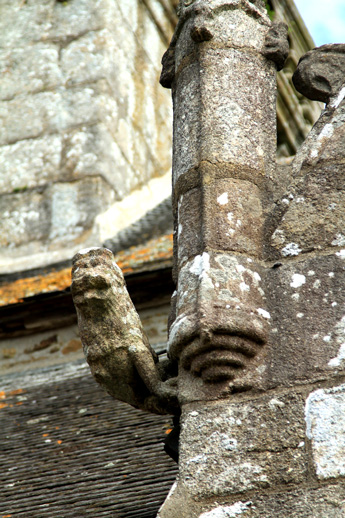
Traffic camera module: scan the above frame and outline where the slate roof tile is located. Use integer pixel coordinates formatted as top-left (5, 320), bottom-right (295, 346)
top-left (1, 370), bottom-right (177, 518)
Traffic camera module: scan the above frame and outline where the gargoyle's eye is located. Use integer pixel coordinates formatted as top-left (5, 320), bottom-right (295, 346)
top-left (184, 0), bottom-right (195, 6)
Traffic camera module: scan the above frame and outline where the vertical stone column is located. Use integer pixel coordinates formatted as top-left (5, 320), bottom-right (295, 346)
top-left (166, 0), bottom-right (285, 402)
top-left (159, 1), bottom-right (288, 515)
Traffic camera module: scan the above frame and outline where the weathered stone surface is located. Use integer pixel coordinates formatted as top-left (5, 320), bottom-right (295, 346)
top-left (175, 176), bottom-right (263, 267)
top-left (196, 484), bottom-right (345, 518)
top-left (0, 177), bottom-right (113, 251)
top-left (60, 29), bottom-right (118, 87)
top-left (160, 481), bottom-right (345, 518)
top-left (166, 0), bottom-right (283, 404)
top-left (0, 0), bottom-right (173, 272)
top-left (72, 247), bottom-right (178, 415)
top-left (306, 383), bottom-right (345, 480)
top-left (0, 80), bottom-right (117, 146)
top-left (61, 123), bottom-right (161, 198)
top-left (0, 135), bottom-right (62, 194)
top-left (269, 74), bottom-right (345, 259)
top-left (0, 190), bottom-right (50, 249)
top-left (0, 43), bottom-right (62, 100)
top-left (265, 253), bottom-right (345, 388)
top-left (172, 48), bottom-right (276, 181)
top-left (179, 393), bottom-right (307, 498)
top-left (292, 44), bottom-right (345, 104)
top-left (203, 178), bottom-right (263, 256)
top-left (168, 252), bottom-right (269, 400)
top-left (0, 0), bottom-right (117, 50)
top-left (176, 187), bottom-right (203, 266)
top-left (159, 392), bottom-right (308, 508)
top-left (0, 1), bottom-right (53, 50)
top-left (174, 4), bottom-right (269, 71)
top-left (262, 21), bottom-right (289, 71)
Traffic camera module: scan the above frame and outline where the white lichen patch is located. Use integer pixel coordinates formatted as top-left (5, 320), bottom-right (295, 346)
top-left (190, 252), bottom-right (211, 279)
top-left (305, 384), bottom-right (345, 479)
top-left (178, 223), bottom-right (183, 236)
top-left (331, 233), bottom-right (345, 247)
top-left (290, 274), bottom-right (306, 289)
top-left (329, 85), bottom-right (345, 109)
top-left (309, 123), bottom-right (334, 160)
top-left (257, 308), bottom-right (270, 319)
top-left (328, 316), bottom-right (345, 368)
top-left (328, 344), bottom-right (345, 368)
top-left (336, 249), bottom-right (345, 259)
top-left (217, 192), bottom-right (228, 205)
top-left (199, 501), bottom-right (253, 518)
top-left (313, 279), bottom-right (321, 289)
top-left (209, 431), bottom-right (238, 451)
top-left (167, 313), bottom-right (189, 352)
top-left (269, 398), bottom-right (285, 409)
top-left (282, 242), bottom-right (302, 257)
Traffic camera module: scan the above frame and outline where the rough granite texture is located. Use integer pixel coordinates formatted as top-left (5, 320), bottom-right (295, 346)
top-left (157, 3), bottom-right (345, 517)
top-left (0, 0), bottom-right (173, 272)
top-left (163, 0), bottom-right (283, 404)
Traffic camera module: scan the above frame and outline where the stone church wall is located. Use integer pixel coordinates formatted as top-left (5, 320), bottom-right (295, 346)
top-left (0, 0), bottom-right (174, 273)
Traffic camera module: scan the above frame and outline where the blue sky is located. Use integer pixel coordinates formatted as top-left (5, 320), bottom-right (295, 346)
top-left (294, 0), bottom-right (345, 46)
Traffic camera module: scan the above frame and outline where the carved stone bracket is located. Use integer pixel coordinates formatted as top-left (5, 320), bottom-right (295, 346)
top-left (292, 44), bottom-right (345, 104)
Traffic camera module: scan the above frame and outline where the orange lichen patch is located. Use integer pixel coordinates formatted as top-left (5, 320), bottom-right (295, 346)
top-left (57, 440), bottom-right (62, 445)
top-left (9, 388), bottom-right (24, 396)
top-left (42, 434), bottom-right (49, 437)
top-left (0, 267), bottom-right (71, 307)
top-left (165, 428), bottom-right (173, 434)
top-left (62, 339), bottom-right (82, 355)
top-left (115, 233), bottom-right (173, 274)
top-left (0, 390), bottom-right (25, 405)
top-left (0, 233), bottom-right (173, 307)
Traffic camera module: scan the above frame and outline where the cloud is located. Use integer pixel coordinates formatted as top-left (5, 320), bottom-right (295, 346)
top-left (294, 0), bottom-right (345, 46)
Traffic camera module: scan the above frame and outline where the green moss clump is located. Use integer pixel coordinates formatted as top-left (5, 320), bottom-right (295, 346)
top-left (264, 0), bottom-right (275, 20)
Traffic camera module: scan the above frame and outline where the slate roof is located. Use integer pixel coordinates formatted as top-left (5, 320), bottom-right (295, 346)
top-left (1, 362), bottom-right (177, 518)
top-left (0, 233), bottom-right (173, 308)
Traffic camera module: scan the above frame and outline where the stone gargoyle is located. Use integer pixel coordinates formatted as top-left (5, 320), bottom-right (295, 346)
top-left (71, 247), bottom-right (179, 415)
